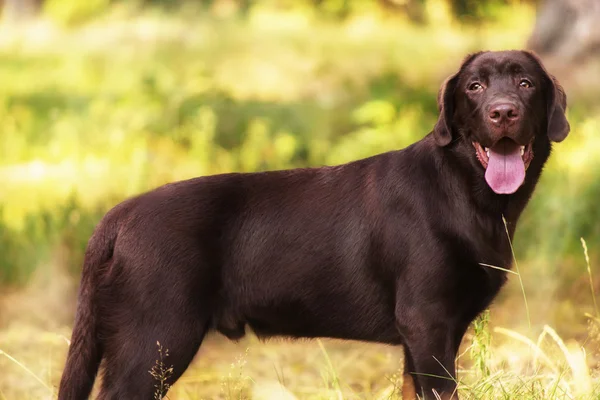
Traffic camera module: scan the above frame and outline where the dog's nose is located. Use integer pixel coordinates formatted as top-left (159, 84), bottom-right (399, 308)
top-left (489, 103), bottom-right (519, 125)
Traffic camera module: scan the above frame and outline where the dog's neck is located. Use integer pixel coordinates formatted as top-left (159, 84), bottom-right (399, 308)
top-left (501, 138), bottom-right (551, 237)
top-left (431, 134), bottom-right (552, 239)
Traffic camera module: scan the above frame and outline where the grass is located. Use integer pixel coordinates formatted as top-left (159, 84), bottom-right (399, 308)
top-left (503, 215), bottom-right (531, 330)
top-left (150, 342), bottom-right (174, 399)
top-left (581, 238), bottom-right (599, 319)
top-left (1, 311), bottom-right (599, 399)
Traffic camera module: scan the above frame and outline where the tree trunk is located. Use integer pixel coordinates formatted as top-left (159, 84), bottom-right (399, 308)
top-left (2, 0), bottom-right (43, 23)
top-left (528, 0), bottom-right (600, 63)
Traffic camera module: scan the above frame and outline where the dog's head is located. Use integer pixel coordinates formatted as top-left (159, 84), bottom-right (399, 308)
top-left (433, 50), bottom-right (569, 194)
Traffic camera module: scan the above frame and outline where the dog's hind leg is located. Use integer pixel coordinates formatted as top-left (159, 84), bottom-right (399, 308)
top-left (97, 308), bottom-right (209, 400)
top-left (94, 257), bottom-right (214, 400)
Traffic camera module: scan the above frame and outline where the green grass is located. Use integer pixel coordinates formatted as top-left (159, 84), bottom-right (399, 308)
top-left (1, 0), bottom-right (599, 287)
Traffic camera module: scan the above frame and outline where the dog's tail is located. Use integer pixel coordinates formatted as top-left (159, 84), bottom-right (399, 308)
top-left (58, 208), bottom-right (121, 400)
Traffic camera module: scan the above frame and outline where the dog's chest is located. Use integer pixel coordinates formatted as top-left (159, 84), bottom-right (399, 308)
top-left (451, 231), bottom-right (512, 316)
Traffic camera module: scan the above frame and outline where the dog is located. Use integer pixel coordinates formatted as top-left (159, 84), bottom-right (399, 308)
top-left (58, 50), bottom-right (569, 400)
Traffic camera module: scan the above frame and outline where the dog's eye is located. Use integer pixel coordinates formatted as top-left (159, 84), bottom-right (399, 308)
top-left (519, 79), bottom-right (533, 88)
top-left (468, 82), bottom-right (483, 91)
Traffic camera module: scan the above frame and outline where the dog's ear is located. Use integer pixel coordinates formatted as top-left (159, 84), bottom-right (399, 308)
top-left (545, 76), bottom-right (570, 142)
top-left (433, 52), bottom-right (481, 147)
top-left (433, 73), bottom-right (459, 147)
top-left (524, 51), bottom-right (570, 142)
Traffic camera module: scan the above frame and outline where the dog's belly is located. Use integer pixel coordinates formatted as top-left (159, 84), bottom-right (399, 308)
top-left (213, 288), bottom-right (401, 344)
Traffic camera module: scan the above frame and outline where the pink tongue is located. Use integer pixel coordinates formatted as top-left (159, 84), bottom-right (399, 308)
top-left (485, 139), bottom-right (525, 194)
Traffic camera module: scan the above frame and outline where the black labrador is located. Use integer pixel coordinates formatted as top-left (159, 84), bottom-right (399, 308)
top-left (58, 50), bottom-right (569, 400)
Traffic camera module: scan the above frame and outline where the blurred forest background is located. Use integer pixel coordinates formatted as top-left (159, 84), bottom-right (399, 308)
top-left (0, 0), bottom-right (599, 399)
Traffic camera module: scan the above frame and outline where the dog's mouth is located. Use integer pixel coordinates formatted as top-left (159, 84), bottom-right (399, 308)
top-left (472, 138), bottom-right (534, 195)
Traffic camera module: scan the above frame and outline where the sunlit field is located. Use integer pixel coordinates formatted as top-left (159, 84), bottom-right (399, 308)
top-left (0, 1), bottom-right (599, 399)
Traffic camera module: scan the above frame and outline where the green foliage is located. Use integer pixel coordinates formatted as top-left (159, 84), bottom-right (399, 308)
top-left (0, 197), bottom-right (107, 284)
top-left (470, 310), bottom-right (492, 379)
top-left (0, 1), bottom-right (598, 315)
top-left (43, 0), bottom-right (112, 25)
top-left (34, 0), bottom-right (538, 23)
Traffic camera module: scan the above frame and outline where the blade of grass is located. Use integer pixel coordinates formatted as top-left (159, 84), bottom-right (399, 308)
top-left (493, 327), bottom-right (558, 373)
top-left (543, 325), bottom-right (592, 396)
top-left (432, 356), bottom-right (458, 383)
top-left (432, 355), bottom-right (460, 399)
top-left (580, 238), bottom-right (599, 318)
top-left (533, 328), bottom-right (549, 371)
top-left (316, 339), bottom-right (343, 400)
top-left (0, 348), bottom-right (54, 395)
top-left (410, 372), bottom-right (456, 381)
top-left (584, 312), bottom-right (600, 325)
top-left (502, 215), bottom-right (531, 329)
top-left (479, 262), bottom-right (519, 275)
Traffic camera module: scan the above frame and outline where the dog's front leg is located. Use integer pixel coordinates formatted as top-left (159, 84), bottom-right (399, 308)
top-left (396, 306), bottom-right (460, 400)
top-left (402, 346), bottom-right (418, 400)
